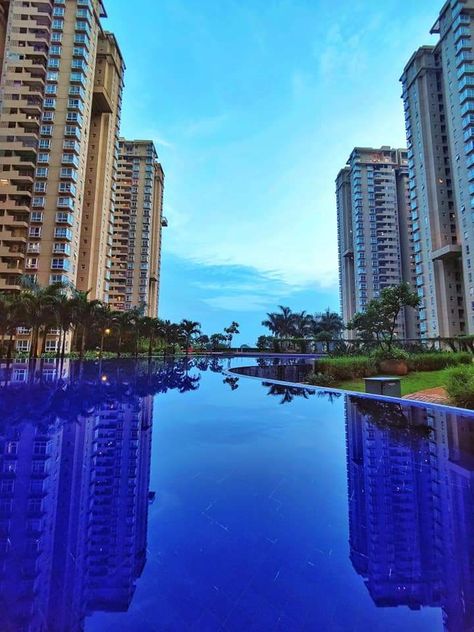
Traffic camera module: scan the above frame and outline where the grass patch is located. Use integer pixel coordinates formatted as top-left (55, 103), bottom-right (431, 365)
top-left (332, 369), bottom-right (450, 397)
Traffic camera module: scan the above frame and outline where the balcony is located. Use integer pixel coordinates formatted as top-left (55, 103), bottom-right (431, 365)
top-left (55, 212), bottom-right (73, 225)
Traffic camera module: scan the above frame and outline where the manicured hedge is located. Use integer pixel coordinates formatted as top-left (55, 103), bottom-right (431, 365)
top-left (406, 352), bottom-right (472, 372)
top-left (315, 356), bottom-right (378, 381)
top-left (446, 365), bottom-right (474, 409)
top-left (314, 352), bottom-right (472, 383)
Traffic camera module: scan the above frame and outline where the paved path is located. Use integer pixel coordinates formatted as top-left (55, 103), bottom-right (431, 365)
top-left (403, 387), bottom-right (449, 405)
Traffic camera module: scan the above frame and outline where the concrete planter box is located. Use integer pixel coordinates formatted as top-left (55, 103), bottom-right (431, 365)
top-left (379, 359), bottom-right (409, 376)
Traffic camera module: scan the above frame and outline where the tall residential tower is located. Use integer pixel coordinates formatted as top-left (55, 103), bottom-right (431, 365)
top-left (110, 139), bottom-right (166, 318)
top-left (336, 146), bottom-right (418, 339)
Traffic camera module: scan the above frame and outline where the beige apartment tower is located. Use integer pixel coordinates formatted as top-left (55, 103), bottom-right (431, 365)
top-left (0, 2), bottom-right (167, 353)
top-left (77, 31), bottom-right (124, 302)
top-left (336, 147), bottom-right (419, 339)
top-left (110, 139), bottom-right (166, 318)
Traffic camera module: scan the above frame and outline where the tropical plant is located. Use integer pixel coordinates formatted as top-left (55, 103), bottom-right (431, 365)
top-left (348, 283), bottom-right (420, 355)
top-left (224, 321), bottom-right (240, 348)
top-left (180, 319), bottom-right (201, 352)
top-left (262, 306), bottom-right (296, 338)
top-left (313, 308), bottom-right (344, 339)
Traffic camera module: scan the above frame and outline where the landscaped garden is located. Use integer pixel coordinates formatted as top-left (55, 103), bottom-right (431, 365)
top-left (259, 285), bottom-right (474, 409)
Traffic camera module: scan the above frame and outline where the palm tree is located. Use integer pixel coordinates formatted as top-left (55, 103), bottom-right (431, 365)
top-left (70, 289), bottom-right (101, 359)
top-left (180, 319), bottom-right (201, 352)
top-left (140, 317), bottom-right (162, 358)
top-left (161, 320), bottom-right (183, 354)
top-left (293, 311), bottom-right (313, 352)
top-left (128, 305), bottom-right (145, 358)
top-left (313, 308), bottom-right (344, 338)
top-left (16, 279), bottom-right (64, 359)
top-left (53, 292), bottom-right (74, 361)
top-left (93, 303), bottom-right (113, 358)
top-left (224, 321), bottom-right (240, 348)
top-left (262, 306), bottom-right (296, 351)
top-left (112, 310), bottom-right (133, 358)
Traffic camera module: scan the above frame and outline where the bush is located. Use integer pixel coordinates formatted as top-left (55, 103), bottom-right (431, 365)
top-left (371, 347), bottom-right (409, 362)
top-left (407, 352), bottom-right (472, 372)
top-left (306, 372), bottom-right (336, 387)
top-left (446, 365), bottom-right (474, 409)
top-left (315, 356), bottom-right (378, 381)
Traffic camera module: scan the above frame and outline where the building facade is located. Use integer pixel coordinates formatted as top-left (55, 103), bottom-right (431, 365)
top-left (110, 139), bottom-right (166, 318)
top-left (0, 1), bottom-right (166, 354)
top-left (401, 0), bottom-right (474, 336)
top-left (336, 146), bottom-right (418, 339)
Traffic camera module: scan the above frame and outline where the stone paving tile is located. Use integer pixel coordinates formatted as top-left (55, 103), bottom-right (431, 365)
top-left (403, 387), bottom-right (449, 405)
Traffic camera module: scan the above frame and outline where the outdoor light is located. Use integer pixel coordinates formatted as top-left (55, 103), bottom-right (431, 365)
top-left (101, 375), bottom-right (108, 383)
top-left (104, 328), bottom-right (111, 335)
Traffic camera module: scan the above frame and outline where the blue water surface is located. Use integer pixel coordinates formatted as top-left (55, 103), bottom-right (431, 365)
top-left (0, 356), bottom-right (472, 631)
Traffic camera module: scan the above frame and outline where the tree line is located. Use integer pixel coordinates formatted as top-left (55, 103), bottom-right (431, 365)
top-left (259, 306), bottom-right (344, 351)
top-left (0, 280), bottom-right (240, 360)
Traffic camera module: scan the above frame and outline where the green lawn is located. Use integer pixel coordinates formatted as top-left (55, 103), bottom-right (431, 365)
top-left (335, 369), bottom-right (449, 396)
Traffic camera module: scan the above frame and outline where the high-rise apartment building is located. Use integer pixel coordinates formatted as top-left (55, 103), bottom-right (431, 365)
top-left (402, 0), bottom-right (474, 335)
top-left (336, 147), bottom-right (418, 339)
top-left (110, 139), bottom-right (166, 318)
top-left (0, 1), bottom-right (167, 353)
top-left (77, 31), bottom-right (124, 302)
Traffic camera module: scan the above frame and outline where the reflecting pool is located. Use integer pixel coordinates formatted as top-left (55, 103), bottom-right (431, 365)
top-left (0, 356), bottom-right (473, 631)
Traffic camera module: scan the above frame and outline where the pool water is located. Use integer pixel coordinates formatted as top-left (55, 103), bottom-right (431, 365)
top-left (0, 357), bottom-right (473, 631)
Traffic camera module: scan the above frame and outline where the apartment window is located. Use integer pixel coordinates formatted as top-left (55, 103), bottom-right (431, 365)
top-left (42, 111), bottom-right (54, 122)
top-left (36, 167), bottom-right (48, 178)
top-left (40, 125), bottom-right (53, 136)
top-left (51, 258), bottom-right (70, 271)
top-left (47, 71), bottom-right (59, 82)
top-left (51, 32), bottom-right (62, 42)
top-left (26, 257), bottom-right (38, 269)
top-left (39, 139), bottom-right (50, 150)
top-left (52, 19), bottom-right (64, 30)
top-left (48, 58), bottom-right (60, 69)
top-left (34, 182), bottom-right (47, 193)
top-left (32, 197), bottom-right (45, 208)
top-left (38, 153), bottom-right (49, 163)
top-left (50, 45), bottom-right (61, 56)
top-left (60, 168), bottom-right (77, 180)
top-left (53, 243), bottom-right (71, 255)
top-left (45, 84), bottom-right (57, 95)
top-left (54, 227), bottom-right (72, 240)
top-left (30, 212), bottom-right (43, 223)
top-left (29, 227), bottom-right (41, 238)
top-left (16, 340), bottom-right (30, 352)
top-left (52, 6), bottom-right (65, 16)
top-left (58, 182), bottom-right (76, 194)
top-left (45, 340), bottom-right (59, 353)
top-left (44, 97), bottom-right (56, 108)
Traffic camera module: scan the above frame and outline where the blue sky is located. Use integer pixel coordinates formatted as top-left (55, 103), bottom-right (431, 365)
top-left (107, 0), bottom-right (437, 345)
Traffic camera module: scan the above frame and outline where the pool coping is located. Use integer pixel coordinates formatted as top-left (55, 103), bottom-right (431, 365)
top-left (223, 361), bottom-right (474, 417)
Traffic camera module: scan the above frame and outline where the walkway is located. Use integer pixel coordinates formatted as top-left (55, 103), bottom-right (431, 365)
top-left (403, 387), bottom-right (449, 406)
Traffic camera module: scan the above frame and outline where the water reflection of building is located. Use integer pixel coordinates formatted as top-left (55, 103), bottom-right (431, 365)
top-left (345, 397), bottom-right (474, 631)
top-left (0, 362), bottom-right (155, 631)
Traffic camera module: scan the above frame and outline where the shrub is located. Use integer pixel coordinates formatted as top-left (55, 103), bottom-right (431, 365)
top-left (315, 356), bottom-right (378, 381)
top-left (371, 347), bottom-right (409, 362)
top-left (446, 365), bottom-right (474, 409)
top-left (407, 352), bottom-right (472, 372)
top-left (306, 372), bottom-right (336, 387)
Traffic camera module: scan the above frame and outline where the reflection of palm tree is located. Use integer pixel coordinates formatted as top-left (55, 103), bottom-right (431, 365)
top-left (223, 376), bottom-right (239, 391)
top-left (263, 382), bottom-right (314, 405)
top-left (0, 359), bottom-right (203, 426)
